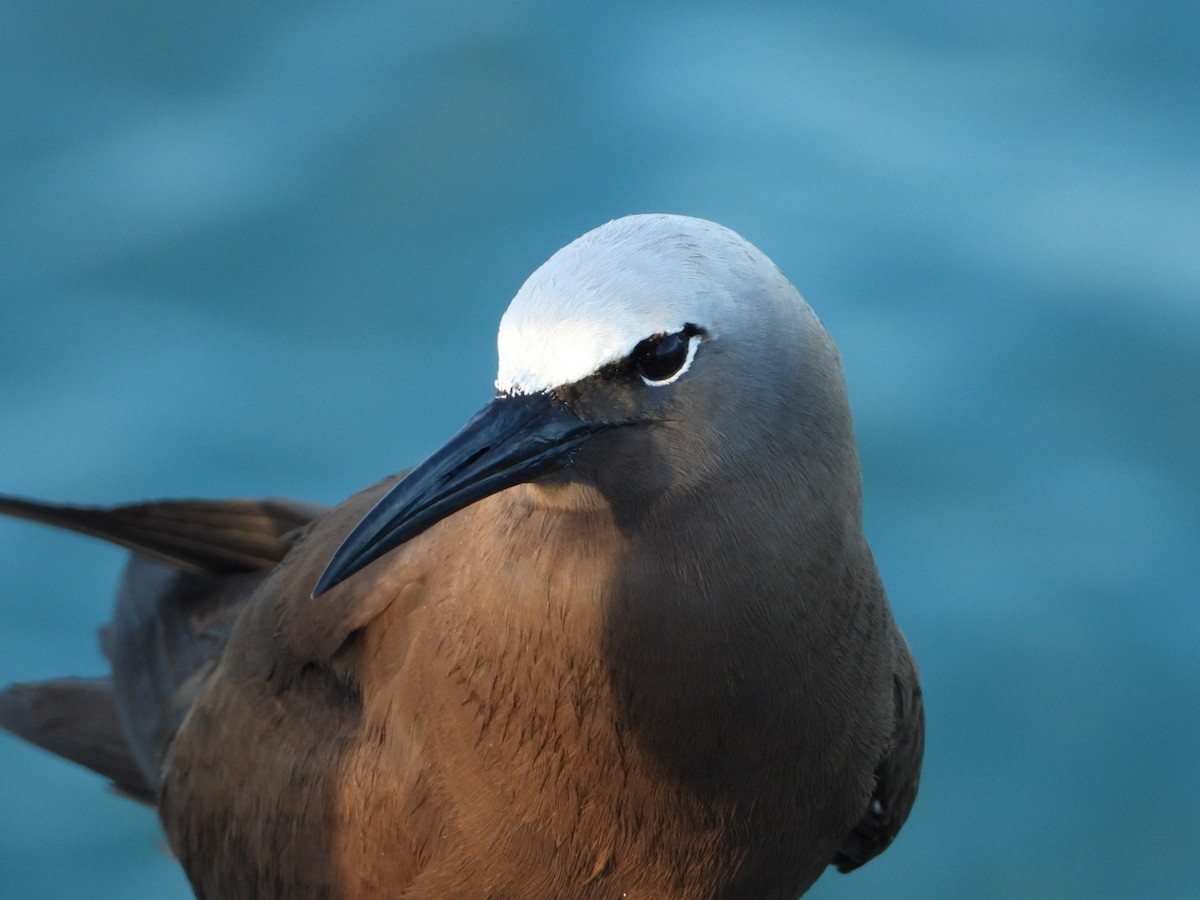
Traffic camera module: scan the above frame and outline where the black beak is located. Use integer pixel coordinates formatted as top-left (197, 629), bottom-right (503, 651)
top-left (313, 393), bottom-right (613, 596)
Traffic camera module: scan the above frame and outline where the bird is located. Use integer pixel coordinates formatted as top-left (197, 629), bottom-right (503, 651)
top-left (0, 214), bottom-right (922, 899)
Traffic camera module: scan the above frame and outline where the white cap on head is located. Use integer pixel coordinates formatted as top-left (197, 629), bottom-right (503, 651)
top-left (495, 214), bottom-right (795, 395)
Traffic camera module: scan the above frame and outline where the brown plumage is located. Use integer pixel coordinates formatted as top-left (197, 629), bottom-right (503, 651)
top-left (0, 214), bottom-right (922, 898)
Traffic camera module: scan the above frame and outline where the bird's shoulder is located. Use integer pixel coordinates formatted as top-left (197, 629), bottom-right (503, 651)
top-left (831, 629), bottom-right (924, 873)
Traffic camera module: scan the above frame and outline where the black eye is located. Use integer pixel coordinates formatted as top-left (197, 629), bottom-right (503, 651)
top-left (632, 326), bottom-right (700, 385)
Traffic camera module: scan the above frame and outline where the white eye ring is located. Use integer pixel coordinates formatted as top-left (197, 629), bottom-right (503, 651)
top-left (640, 333), bottom-right (702, 387)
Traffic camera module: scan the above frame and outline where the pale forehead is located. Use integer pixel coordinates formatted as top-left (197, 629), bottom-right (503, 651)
top-left (495, 214), bottom-right (779, 395)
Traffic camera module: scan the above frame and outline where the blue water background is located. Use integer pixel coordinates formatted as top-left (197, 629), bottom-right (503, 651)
top-left (1, 2), bottom-right (1197, 897)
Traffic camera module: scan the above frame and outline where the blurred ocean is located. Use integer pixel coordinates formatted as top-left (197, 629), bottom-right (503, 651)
top-left (1, 1), bottom-right (1197, 897)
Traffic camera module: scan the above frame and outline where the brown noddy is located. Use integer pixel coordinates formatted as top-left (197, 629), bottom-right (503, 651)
top-left (0, 214), bottom-right (922, 899)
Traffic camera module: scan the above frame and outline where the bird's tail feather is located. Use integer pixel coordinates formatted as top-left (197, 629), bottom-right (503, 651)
top-left (0, 494), bottom-right (329, 800)
top-left (0, 677), bottom-right (155, 802)
top-left (0, 494), bottom-right (327, 573)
